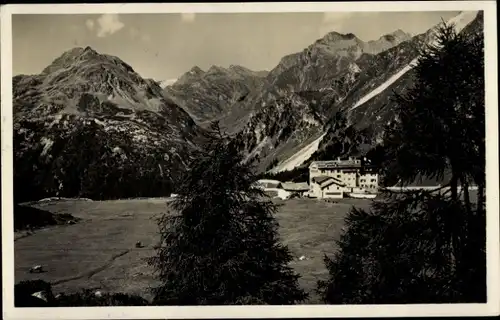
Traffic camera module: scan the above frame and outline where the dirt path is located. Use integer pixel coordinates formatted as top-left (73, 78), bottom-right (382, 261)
top-left (50, 249), bottom-right (131, 286)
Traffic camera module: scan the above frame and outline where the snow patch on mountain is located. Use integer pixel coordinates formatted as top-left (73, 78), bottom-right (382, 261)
top-left (272, 11), bottom-right (479, 172)
top-left (350, 58), bottom-right (418, 111)
top-left (350, 11), bottom-right (478, 111)
top-left (271, 133), bottom-right (327, 173)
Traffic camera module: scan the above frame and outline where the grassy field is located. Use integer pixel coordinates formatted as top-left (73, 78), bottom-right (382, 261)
top-left (14, 197), bottom-right (372, 304)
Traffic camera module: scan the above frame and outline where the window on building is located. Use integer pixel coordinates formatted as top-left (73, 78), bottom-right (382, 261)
top-left (371, 179), bottom-right (376, 182)
top-left (325, 192), bottom-right (342, 196)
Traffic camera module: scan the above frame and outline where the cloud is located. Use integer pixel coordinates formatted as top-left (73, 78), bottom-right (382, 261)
top-left (85, 19), bottom-right (94, 30)
top-left (141, 34), bottom-right (151, 42)
top-left (181, 13), bottom-right (196, 23)
top-left (95, 14), bottom-right (125, 38)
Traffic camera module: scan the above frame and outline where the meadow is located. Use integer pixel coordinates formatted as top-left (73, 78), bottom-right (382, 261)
top-left (14, 197), bottom-right (372, 303)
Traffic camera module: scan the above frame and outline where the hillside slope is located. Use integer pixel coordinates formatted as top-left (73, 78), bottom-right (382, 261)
top-left (13, 46), bottom-right (204, 202)
top-left (224, 28), bottom-right (414, 171)
top-left (268, 11), bottom-right (482, 174)
top-left (163, 65), bottom-right (269, 123)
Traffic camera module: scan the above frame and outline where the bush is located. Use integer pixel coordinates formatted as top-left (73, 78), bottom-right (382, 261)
top-left (14, 204), bottom-right (79, 231)
top-left (14, 280), bottom-right (150, 307)
top-left (317, 191), bottom-right (485, 303)
top-left (56, 289), bottom-right (149, 306)
top-left (15, 280), bottom-right (56, 307)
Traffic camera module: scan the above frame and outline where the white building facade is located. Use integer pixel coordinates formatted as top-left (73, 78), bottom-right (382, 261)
top-left (308, 157), bottom-right (379, 198)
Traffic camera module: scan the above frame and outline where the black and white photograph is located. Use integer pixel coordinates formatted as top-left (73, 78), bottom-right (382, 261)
top-left (1, 2), bottom-right (498, 319)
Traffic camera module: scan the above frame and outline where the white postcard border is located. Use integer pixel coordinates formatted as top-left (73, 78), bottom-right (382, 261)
top-left (1, 2), bottom-right (498, 319)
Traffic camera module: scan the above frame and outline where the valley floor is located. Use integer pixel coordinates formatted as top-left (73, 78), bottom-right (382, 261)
top-left (14, 197), bottom-right (372, 304)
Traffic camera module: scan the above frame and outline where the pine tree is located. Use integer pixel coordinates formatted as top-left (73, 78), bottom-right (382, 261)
top-left (148, 122), bottom-right (307, 305)
top-left (318, 19), bottom-right (485, 303)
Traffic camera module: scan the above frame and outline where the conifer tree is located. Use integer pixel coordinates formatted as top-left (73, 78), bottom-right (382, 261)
top-left (148, 122), bottom-right (307, 305)
top-left (318, 19), bottom-right (485, 303)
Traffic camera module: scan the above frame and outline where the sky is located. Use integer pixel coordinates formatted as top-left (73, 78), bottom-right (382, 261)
top-left (12, 11), bottom-right (460, 81)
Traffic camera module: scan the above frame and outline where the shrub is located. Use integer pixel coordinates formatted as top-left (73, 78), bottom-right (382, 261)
top-left (318, 191), bottom-right (485, 304)
top-left (14, 204), bottom-right (79, 231)
top-left (15, 280), bottom-right (56, 307)
top-left (56, 290), bottom-right (149, 306)
top-left (14, 281), bottom-right (150, 307)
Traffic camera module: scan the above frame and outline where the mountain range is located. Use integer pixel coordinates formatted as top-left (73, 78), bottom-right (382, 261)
top-left (13, 46), bottom-right (205, 202)
top-left (13, 11), bottom-right (483, 201)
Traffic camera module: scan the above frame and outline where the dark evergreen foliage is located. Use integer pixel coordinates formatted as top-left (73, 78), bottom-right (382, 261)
top-left (319, 22), bottom-right (486, 303)
top-left (14, 280), bottom-right (149, 307)
top-left (15, 280), bottom-right (56, 307)
top-left (311, 111), bottom-right (375, 163)
top-left (14, 203), bottom-right (79, 231)
top-left (148, 122), bottom-right (307, 305)
top-left (56, 290), bottom-right (149, 306)
top-left (258, 167), bottom-right (309, 183)
top-left (318, 190), bottom-right (485, 303)
top-left (264, 158), bottom-right (280, 171)
top-left (13, 118), bottom-right (175, 203)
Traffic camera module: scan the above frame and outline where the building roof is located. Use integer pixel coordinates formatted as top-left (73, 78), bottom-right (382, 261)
top-left (312, 176), bottom-right (345, 189)
top-left (310, 159), bottom-right (362, 169)
top-left (254, 179), bottom-right (282, 189)
top-left (312, 176), bottom-right (333, 184)
top-left (281, 182), bottom-right (309, 192)
top-left (257, 179), bottom-right (282, 184)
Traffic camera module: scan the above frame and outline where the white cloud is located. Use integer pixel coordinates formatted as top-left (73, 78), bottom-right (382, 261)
top-left (85, 19), bottom-right (95, 30)
top-left (96, 14), bottom-right (125, 38)
top-left (181, 13), bottom-right (196, 23)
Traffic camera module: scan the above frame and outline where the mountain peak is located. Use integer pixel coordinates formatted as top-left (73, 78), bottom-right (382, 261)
top-left (83, 45), bottom-right (97, 53)
top-left (42, 46), bottom-right (100, 74)
top-left (381, 29), bottom-right (412, 42)
top-left (189, 66), bottom-right (204, 74)
top-left (229, 64), bottom-right (245, 70)
top-left (207, 65), bottom-right (227, 73)
top-left (320, 31), bottom-right (360, 43)
top-left (228, 64), bottom-right (255, 74)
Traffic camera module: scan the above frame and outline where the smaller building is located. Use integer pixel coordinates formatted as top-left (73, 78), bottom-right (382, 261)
top-left (281, 182), bottom-right (310, 197)
top-left (254, 179), bottom-right (291, 200)
top-left (310, 176), bottom-right (346, 199)
top-left (254, 179), bottom-right (282, 189)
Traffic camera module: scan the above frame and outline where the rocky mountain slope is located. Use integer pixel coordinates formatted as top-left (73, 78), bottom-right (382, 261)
top-left (163, 65), bottom-right (269, 123)
top-left (13, 46), bottom-right (205, 202)
top-left (216, 29), bottom-right (412, 134)
top-left (14, 12), bottom-right (482, 201)
top-left (267, 29), bottom-right (412, 92)
top-left (216, 28), bottom-right (416, 171)
top-left (261, 11), bottom-right (482, 174)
